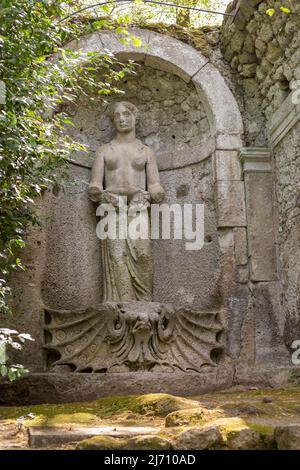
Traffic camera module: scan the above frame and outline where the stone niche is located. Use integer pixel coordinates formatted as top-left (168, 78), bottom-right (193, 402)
top-left (48, 65), bottom-right (219, 311)
top-left (1, 29), bottom-right (289, 405)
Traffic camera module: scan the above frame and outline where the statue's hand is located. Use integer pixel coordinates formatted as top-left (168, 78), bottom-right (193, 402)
top-left (149, 184), bottom-right (165, 203)
top-left (88, 185), bottom-right (103, 202)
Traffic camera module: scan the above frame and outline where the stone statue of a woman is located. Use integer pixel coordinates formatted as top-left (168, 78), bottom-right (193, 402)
top-left (88, 101), bottom-right (165, 302)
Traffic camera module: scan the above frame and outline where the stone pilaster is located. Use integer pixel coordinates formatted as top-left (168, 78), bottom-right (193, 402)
top-left (240, 148), bottom-right (277, 281)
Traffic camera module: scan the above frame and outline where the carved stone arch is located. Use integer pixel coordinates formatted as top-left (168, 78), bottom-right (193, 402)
top-left (70, 28), bottom-right (244, 150)
top-left (69, 28), bottom-right (247, 260)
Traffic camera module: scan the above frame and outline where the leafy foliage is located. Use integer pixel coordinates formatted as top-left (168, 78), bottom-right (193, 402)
top-left (0, 0), bottom-right (132, 379)
top-left (0, 328), bottom-right (34, 380)
top-left (61, 0), bottom-right (229, 27)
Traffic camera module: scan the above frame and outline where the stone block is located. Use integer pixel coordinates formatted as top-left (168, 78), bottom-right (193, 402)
top-left (236, 265), bottom-right (249, 284)
top-left (28, 425), bottom-right (158, 448)
top-left (0, 370), bottom-right (235, 406)
top-left (216, 181), bottom-right (247, 227)
top-left (214, 150), bottom-right (242, 181)
top-left (193, 63), bottom-right (244, 137)
top-left (244, 173), bottom-right (277, 281)
top-left (144, 31), bottom-right (209, 82)
top-left (234, 227), bottom-right (248, 265)
top-left (216, 133), bottom-right (243, 150)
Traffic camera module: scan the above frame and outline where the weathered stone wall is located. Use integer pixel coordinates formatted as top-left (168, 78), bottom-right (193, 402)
top-left (65, 66), bottom-right (210, 165)
top-left (221, 1), bottom-right (300, 360)
top-left (273, 121), bottom-right (300, 350)
top-left (221, 0), bottom-right (300, 145)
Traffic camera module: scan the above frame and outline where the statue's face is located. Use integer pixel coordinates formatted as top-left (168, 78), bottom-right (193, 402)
top-left (113, 103), bottom-right (135, 133)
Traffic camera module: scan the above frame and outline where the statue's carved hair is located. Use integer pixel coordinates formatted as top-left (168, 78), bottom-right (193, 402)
top-left (108, 101), bottom-right (138, 121)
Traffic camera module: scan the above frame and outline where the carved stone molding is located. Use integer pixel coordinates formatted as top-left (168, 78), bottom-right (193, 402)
top-left (268, 92), bottom-right (300, 147)
top-left (239, 148), bottom-right (272, 173)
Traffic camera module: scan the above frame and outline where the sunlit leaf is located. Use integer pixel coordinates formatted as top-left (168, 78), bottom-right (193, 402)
top-left (266, 8), bottom-right (275, 16)
top-left (280, 6), bottom-right (291, 13)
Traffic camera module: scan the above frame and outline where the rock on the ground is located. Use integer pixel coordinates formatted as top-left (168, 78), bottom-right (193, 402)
top-left (274, 425), bottom-right (300, 450)
top-left (226, 427), bottom-right (263, 450)
top-left (211, 417), bottom-right (265, 449)
top-left (165, 407), bottom-right (223, 427)
top-left (175, 425), bottom-right (222, 450)
top-left (131, 393), bottom-right (200, 417)
top-left (77, 436), bottom-right (127, 450)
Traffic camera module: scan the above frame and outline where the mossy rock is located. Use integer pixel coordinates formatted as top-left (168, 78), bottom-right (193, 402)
top-left (77, 436), bottom-right (127, 450)
top-left (131, 394), bottom-right (200, 417)
top-left (175, 425), bottom-right (223, 450)
top-left (0, 396), bottom-right (137, 426)
top-left (0, 393), bottom-right (199, 427)
top-left (77, 435), bottom-right (173, 450)
top-left (203, 417), bottom-right (268, 450)
top-left (165, 407), bottom-right (224, 427)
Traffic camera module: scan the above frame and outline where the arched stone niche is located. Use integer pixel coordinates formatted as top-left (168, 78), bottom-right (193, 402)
top-left (2, 29), bottom-right (293, 403)
top-left (40, 29), bottom-right (246, 312)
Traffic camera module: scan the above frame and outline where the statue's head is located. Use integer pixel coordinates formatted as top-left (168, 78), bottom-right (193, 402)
top-left (108, 101), bottom-right (138, 134)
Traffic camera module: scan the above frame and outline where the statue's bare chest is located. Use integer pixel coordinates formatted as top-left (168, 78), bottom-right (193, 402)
top-left (104, 143), bottom-right (147, 172)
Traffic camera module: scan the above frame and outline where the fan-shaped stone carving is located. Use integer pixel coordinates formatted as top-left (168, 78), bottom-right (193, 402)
top-left (44, 302), bottom-right (224, 373)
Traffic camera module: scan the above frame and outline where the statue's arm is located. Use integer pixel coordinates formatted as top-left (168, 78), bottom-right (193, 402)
top-left (88, 148), bottom-right (104, 202)
top-left (146, 149), bottom-right (165, 203)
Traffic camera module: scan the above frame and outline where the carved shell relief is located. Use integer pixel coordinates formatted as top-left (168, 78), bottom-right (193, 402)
top-left (44, 302), bottom-right (224, 373)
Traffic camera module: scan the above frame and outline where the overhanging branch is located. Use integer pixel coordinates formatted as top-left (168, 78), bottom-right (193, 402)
top-left (56, 0), bottom-right (234, 25)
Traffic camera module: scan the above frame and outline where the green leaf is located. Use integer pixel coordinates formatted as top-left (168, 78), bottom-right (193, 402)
top-left (266, 8), bottom-right (275, 16)
top-left (280, 6), bottom-right (291, 13)
top-left (0, 343), bottom-right (6, 364)
top-left (0, 365), bottom-right (8, 376)
top-left (132, 36), bottom-right (142, 48)
top-left (8, 370), bottom-right (16, 381)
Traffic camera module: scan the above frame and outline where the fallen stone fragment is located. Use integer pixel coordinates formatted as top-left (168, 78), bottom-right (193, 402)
top-left (28, 425), bottom-right (158, 448)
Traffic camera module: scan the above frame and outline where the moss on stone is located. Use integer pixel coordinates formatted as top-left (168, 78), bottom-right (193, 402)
top-left (247, 422), bottom-right (275, 436)
top-left (0, 393), bottom-right (199, 427)
top-left (63, 16), bottom-right (217, 58)
top-left (136, 23), bottom-right (214, 57)
top-left (0, 387), bottom-right (299, 449)
top-left (130, 393), bottom-right (200, 417)
top-left (76, 434), bottom-right (173, 450)
top-left (165, 407), bottom-right (224, 427)
top-left (207, 417), bottom-right (249, 440)
top-left (0, 395), bottom-right (137, 427)
top-left (77, 435), bottom-right (127, 450)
